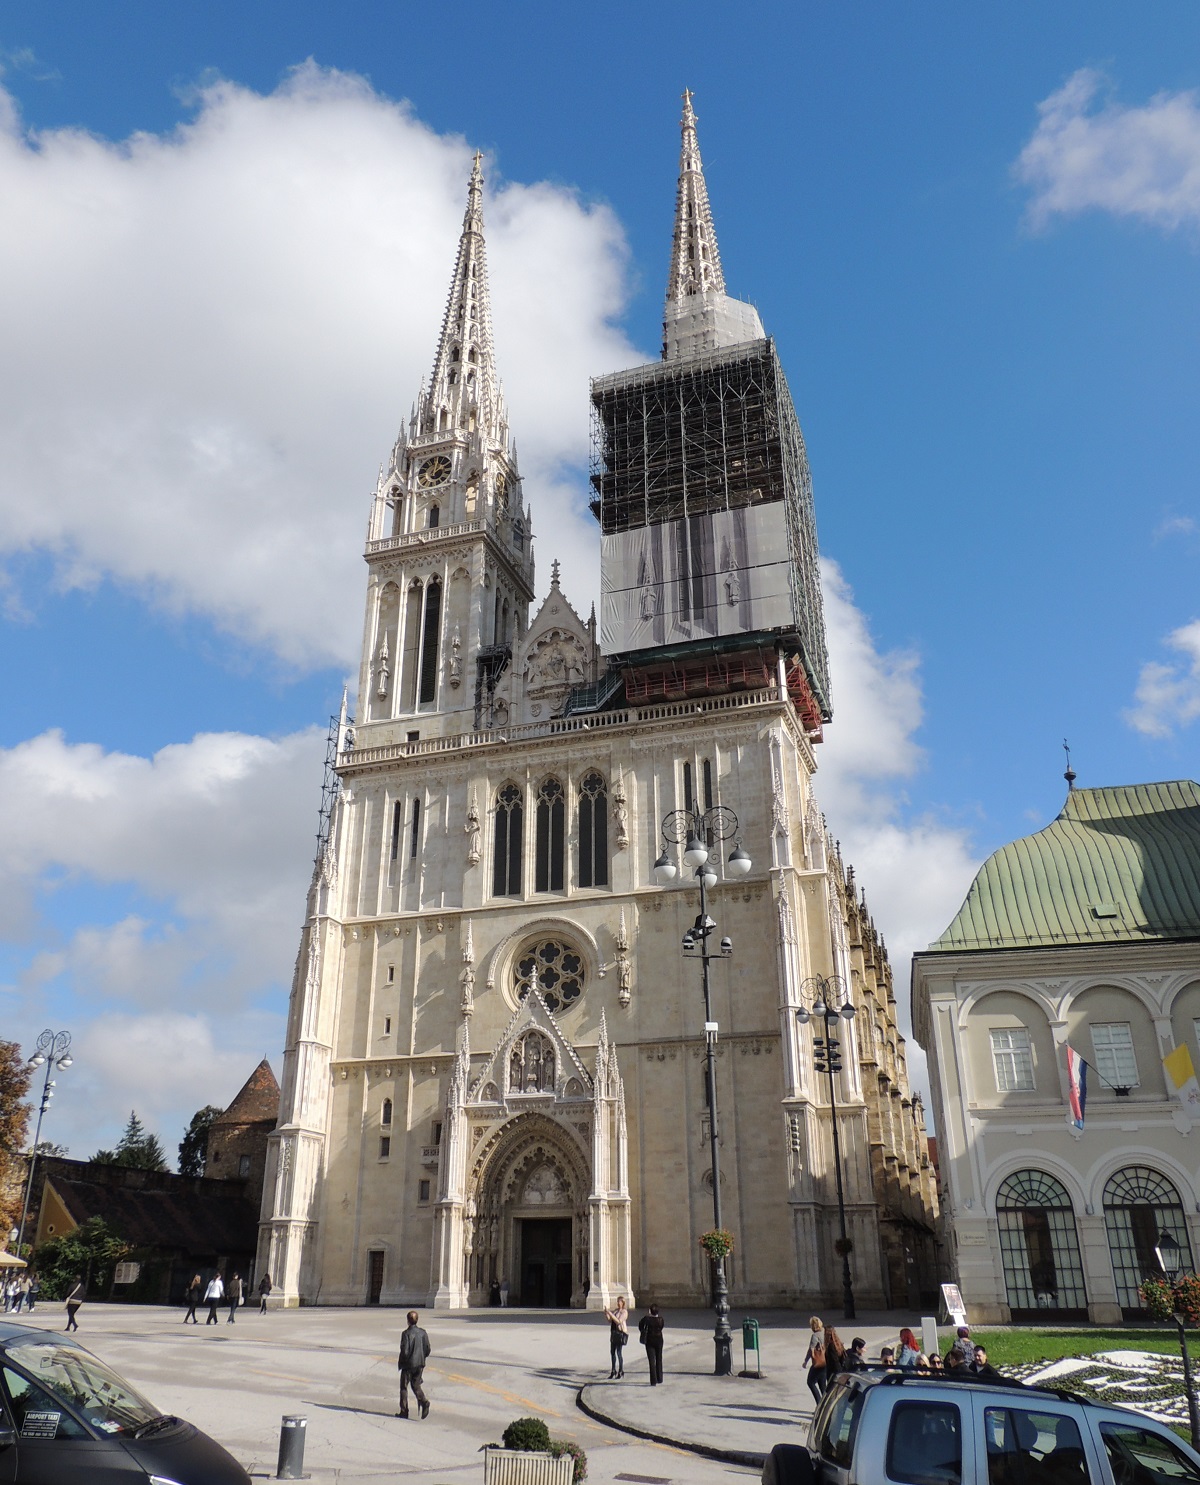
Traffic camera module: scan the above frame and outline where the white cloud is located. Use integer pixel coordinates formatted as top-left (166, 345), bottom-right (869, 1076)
top-left (1015, 69), bottom-right (1200, 230)
top-left (0, 64), bottom-right (637, 666)
top-left (816, 560), bottom-right (982, 1094)
top-left (1125, 619), bottom-right (1200, 738)
top-left (0, 726), bottom-right (321, 1155)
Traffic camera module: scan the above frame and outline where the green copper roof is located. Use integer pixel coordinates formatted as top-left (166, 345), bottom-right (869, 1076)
top-left (929, 780), bottom-right (1200, 952)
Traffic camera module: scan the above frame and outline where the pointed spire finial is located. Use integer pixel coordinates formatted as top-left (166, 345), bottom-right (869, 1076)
top-left (550, 557), bottom-right (561, 588)
top-left (666, 88), bottom-right (726, 311)
top-left (1063, 739), bottom-right (1077, 791)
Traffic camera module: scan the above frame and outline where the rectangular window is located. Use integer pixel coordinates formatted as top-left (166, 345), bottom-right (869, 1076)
top-left (1091, 1022), bottom-right (1139, 1088)
top-left (986, 1409), bottom-right (1090, 1485)
top-left (418, 1179), bottom-right (430, 1202)
top-left (410, 797), bottom-right (422, 858)
top-left (683, 761), bottom-right (693, 815)
top-left (387, 965), bottom-right (395, 983)
top-left (238, 1155), bottom-right (251, 1178)
top-left (433, 1122), bottom-right (443, 1146)
top-left (407, 730), bottom-right (420, 742)
top-left (1101, 1423), bottom-right (1200, 1485)
top-left (390, 800), bottom-right (402, 861)
top-left (887, 1402), bottom-right (962, 1485)
top-left (990, 1028), bottom-right (1035, 1092)
top-left (383, 1016), bottom-right (392, 1035)
top-left (379, 1136), bottom-right (391, 1159)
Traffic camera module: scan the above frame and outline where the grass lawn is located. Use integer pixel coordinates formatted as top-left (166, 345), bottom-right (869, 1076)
top-left (971, 1328), bottom-right (1188, 1366)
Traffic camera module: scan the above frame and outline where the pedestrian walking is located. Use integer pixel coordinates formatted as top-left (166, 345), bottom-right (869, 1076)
top-left (825, 1326), bottom-right (847, 1379)
top-left (204, 1273), bottom-right (224, 1325)
top-left (257, 1272), bottom-right (273, 1314)
top-left (802, 1316), bottom-right (827, 1402)
top-left (26, 1275), bottom-right (38, 1312)
top-left (897, 1328), bottom-right (922, 1369)
top-left (226, 1272), bottom-right (243, 1323)
top-left (499, 1277), bottom-right (509, 1307)
top-left (638, 1304), bottom-right (665, 1386)
top-left (64, 1276), bottom-right (83, 1331)
top-left (397, 1310), bottom-right (431, 1419)
top-left (183, 1274), bottom-right (202, 1323)
top-left (604, 1296), bottom-right (629, 1378)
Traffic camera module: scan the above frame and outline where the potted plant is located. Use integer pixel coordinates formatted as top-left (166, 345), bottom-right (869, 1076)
top-left (699, 1228), bottom-right (735, 1262)
top-left (483, 1417), bottom-right (585, 1485)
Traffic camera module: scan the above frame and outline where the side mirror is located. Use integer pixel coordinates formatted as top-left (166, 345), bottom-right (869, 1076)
top-left (0, 1420), bottom-right (15, 1449)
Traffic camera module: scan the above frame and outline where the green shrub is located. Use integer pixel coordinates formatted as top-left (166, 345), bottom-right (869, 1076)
top-left (1140, 1276), bottom-right (1176, 1321)
top-left (550, 1439), bottom-right (588, 1483)
top-left (502, 1417), bottom-right (551, 1453)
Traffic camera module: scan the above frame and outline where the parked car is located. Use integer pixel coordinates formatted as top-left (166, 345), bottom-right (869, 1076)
top-left (0, 1318), bottom-right (250, 1483)
top-left (763, 1368), bottom-right (1200, 1485)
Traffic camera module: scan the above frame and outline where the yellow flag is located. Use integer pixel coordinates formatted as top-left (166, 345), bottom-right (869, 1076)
top-left (1164, 1043), bottom-right (1200, 1113)
top-left (1165, 1043), bottom-right (1196, 1089)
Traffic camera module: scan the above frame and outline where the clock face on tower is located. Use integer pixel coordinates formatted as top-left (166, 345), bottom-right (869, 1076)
top-left (417, 455), bottom-right (452, 488)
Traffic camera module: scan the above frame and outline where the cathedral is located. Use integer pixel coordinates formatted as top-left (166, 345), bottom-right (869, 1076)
top-left (257, 97), bottom-right (939, 1311)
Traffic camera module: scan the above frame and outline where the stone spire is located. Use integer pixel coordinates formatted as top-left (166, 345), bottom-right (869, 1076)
top-left (420, 152), bottom-right (505, 441)
top-left (662, 91), bottom-right (765, 362)
top-left (666, 90), bottom-right (726, 307)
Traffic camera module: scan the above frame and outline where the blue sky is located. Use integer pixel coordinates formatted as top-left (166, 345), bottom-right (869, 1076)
top-left (2, 1), bottom-right (1198, 1157)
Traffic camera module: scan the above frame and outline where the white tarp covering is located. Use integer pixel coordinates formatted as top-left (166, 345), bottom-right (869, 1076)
top-left (599, 503), bottom-right (794, 656)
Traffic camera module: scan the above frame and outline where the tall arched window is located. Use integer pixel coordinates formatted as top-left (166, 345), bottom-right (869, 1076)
top-left (578, 772), bottom-right (609, 888)
top-left (492, 783), bottom-right (523, 897)
top-left (381, 1099), bottom-right (393, 1126)
top-left (428, 503), bottom-right (440, 529)
top-left (535, 778), bottom-right (565, 893)
top-left (1104, 1166), bottom-right (1194, 1313)
top-left (418, 579), bottom-right (441, 704)
top-left (995, 1169), bottom-right (1088, 1318)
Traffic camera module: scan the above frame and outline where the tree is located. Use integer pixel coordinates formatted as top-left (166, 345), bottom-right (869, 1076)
top-left (34, 1216), bottom-right (128, 1300)
top-left (177, 1105), bottom-right (223, 1177)
top-left (0, 1041), bottom-right (33, 1241)
top-left (90, 1111), bottom-right (169, 1172)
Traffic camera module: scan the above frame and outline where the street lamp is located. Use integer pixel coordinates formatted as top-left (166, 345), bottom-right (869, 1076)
top-left (15, 1030), bottom-right (74, 1256)
top-left (1154, 1233), bottom-right (1200, 1442)
top-left (654, 802), bottom-right (751, 1376)
top-left (796, 976), bottom-right (857, 1320)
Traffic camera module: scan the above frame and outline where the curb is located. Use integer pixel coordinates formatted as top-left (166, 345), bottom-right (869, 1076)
top-left (575, 1384), bottom-right (768, 1471)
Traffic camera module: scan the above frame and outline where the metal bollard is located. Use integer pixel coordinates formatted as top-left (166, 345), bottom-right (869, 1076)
top-left (275, 1414), bottom-right (308, 1480)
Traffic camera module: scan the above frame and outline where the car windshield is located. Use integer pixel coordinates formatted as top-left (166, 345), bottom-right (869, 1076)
top-left (6, 1337), bottom-right (160, 1434)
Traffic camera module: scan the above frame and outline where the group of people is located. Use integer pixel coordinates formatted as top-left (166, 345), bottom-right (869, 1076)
top-left (602, 1297), bottom-right (666, 1384)
top-left (1, 1274), bottom-right (37, 1312)
top-left (183, 1271), bottom-right (273, 1324)
top-left (802, 1319), bottom-right (1001, 1401)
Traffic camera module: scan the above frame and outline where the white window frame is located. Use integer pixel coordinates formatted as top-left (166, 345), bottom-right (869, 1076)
top-left (1091, 1021), bottom-right (1140, 1088)
top-left (990, 1027), bottom-right (1035, 1092)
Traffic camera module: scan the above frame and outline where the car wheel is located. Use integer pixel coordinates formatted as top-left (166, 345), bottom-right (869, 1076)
top-left (761, 1443), bottom-right (816, 1485)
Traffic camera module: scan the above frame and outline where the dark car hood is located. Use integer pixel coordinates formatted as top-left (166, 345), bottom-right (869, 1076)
top-left (120, 1418), bottom-right (251, 1484)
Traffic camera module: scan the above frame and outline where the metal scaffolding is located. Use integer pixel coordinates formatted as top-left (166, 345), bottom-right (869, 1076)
top-left (589, 337), bottom-right (831, 721)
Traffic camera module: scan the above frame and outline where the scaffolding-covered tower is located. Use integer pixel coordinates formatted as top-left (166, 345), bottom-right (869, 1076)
top-left (589, 94), bottom-right (830, 733)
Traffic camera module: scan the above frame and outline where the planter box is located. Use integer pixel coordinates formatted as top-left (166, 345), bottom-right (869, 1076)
top-left (483, 1446), bottom-right (573, 1485)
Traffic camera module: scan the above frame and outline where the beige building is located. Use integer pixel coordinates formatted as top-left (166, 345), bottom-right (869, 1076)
top-left (258, 102), bottom-right (937, 1310)
top-left (913, 779), bottom-right (1200, 1324)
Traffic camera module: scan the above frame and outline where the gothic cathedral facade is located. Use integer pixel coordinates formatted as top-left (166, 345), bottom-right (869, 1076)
top-left (258, 100), bottom-right (939, 1311)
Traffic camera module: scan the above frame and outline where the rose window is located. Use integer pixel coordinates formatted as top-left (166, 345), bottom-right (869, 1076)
top-left (515, 939), bottom-right (584, 1013)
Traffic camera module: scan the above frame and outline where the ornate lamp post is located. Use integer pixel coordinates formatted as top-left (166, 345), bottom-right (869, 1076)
top-left (796, 976), bottom-right (856, 1320)
top-left (1154, 1233), bottom-right (1200, 1442)
top-left (653, 804), bottom-right (751, 1377)
top-left (15, 1030), bottom-right (74, 1256)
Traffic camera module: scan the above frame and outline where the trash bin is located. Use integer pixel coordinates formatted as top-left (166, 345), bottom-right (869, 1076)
top-left (741, 1317), bottom-right (763, 1377)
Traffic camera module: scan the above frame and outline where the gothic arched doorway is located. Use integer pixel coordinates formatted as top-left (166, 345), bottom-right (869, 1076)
top-left (467, 1112), bottom-right (590, 1308)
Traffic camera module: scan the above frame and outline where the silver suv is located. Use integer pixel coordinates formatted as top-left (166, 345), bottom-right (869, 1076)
top-left (762, 1369), bottom-right (1200, 1485)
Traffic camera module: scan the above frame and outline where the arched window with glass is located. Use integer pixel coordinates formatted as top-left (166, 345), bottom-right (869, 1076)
top-left (1104, 1166), bottom-right (1194, 1315)
top-left (535, 777), bottom-right (565, 893)
top-left (578, 772), bottom-right (609, 888)
top-left (492, 783), bottom-right (523, 897)
top-left (995, 1169), bottom-right (1088, 1319)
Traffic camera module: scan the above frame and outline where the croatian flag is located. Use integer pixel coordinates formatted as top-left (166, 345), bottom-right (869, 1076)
top-left (1066, 1046), bottom-right (1087, 1130)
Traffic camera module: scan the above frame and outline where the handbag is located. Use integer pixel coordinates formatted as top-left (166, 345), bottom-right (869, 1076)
top-left (618, 1330), bottom-right (628, 1346)
top-left (811, 1343), bottom-right (826, 1369)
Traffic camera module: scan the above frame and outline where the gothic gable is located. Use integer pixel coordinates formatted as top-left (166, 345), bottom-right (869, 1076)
top-left (492, 566), bottom-right (599, 724)
top-left (467, 989), bottom-right (593, 1107)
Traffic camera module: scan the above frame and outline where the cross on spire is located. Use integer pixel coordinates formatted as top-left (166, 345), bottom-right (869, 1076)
top-left (666, 89), bottom-right (726, 309)
top-left (421, 152), bottom-right (503, 440)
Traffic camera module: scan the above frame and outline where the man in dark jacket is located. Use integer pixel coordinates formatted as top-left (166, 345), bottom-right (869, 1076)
top-left (398, 1311), bottom-right (432, 1419)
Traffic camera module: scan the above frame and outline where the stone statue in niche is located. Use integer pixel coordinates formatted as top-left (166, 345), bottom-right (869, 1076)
top-left (613, 777), bottom-right (629, 850)
top-left (509, 1047), bottom-right (522, 1093)
top-left (448, 626), bottom-right (463, 688)
top-left (541, 1050), bottom-right (555, 1091)
top-left (465, 793), bottom-right (481, 866)
top-left (375, 634), bottom-right (391, 700)
top-left (526, 1045), bottom-right (541, 1091)
top-left (617, 954), bottom-right (632, 1008)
